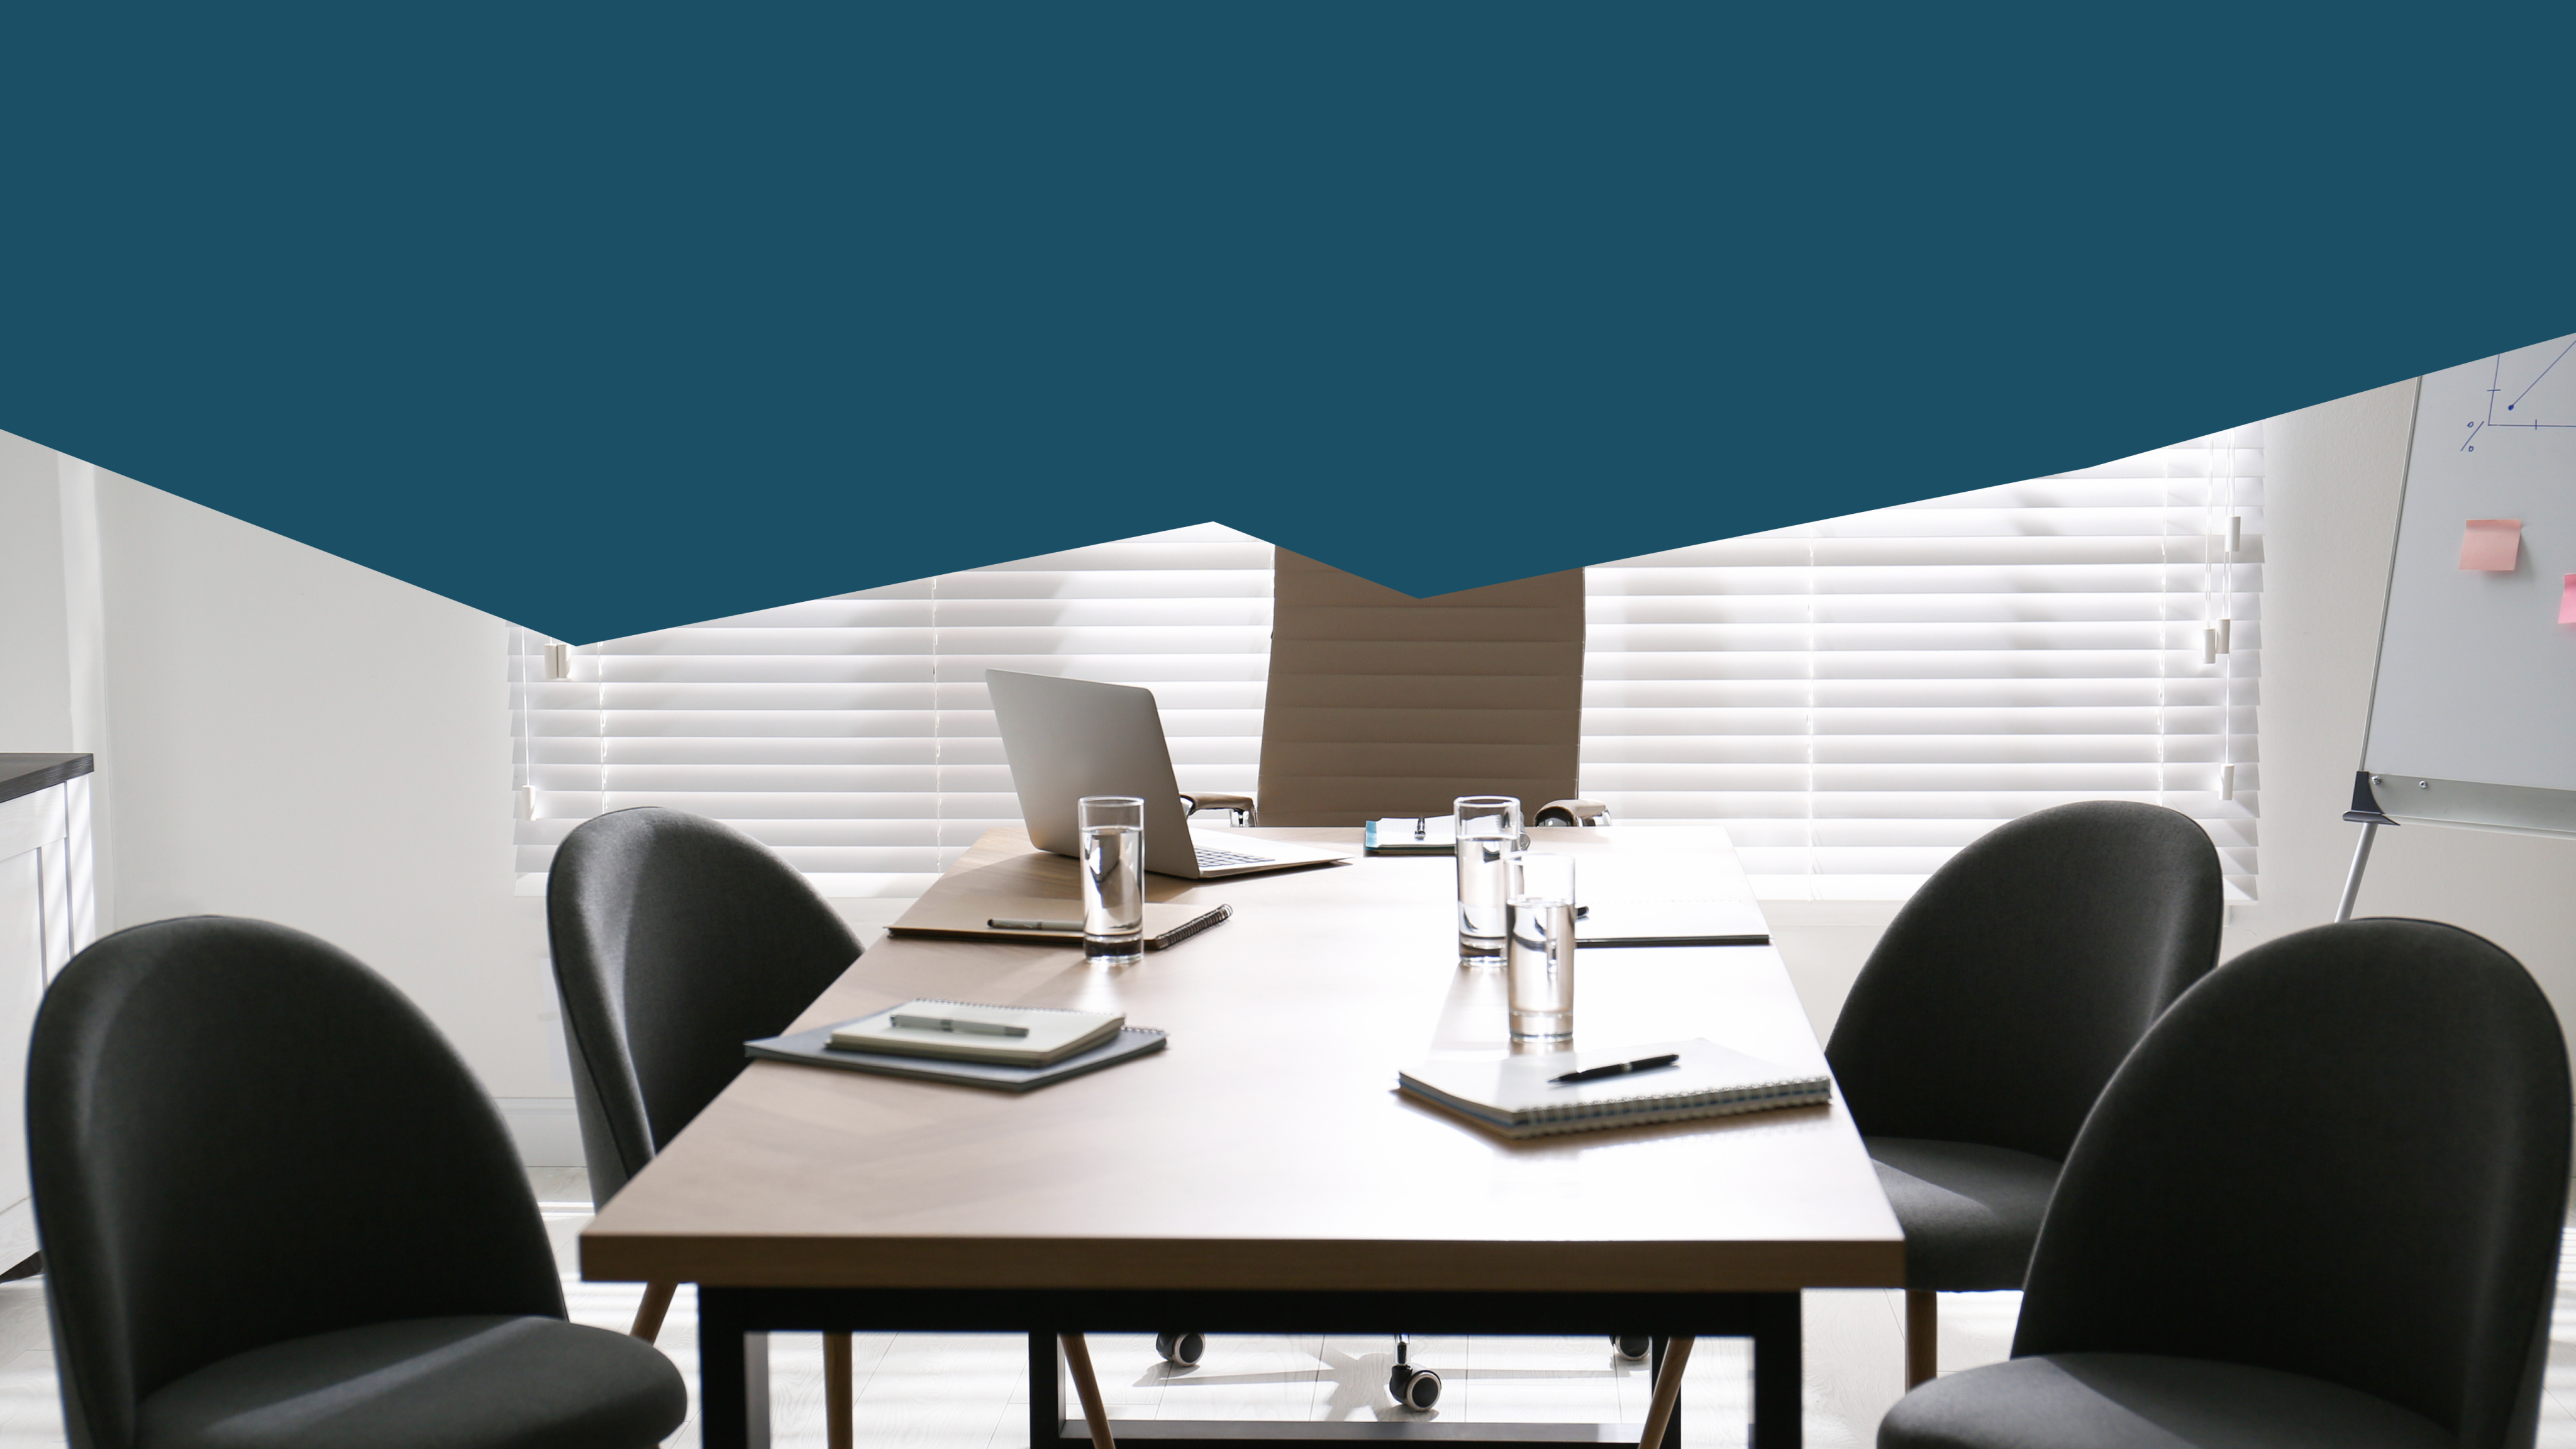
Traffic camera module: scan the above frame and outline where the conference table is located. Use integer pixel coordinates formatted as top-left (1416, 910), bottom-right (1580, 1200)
top-left (582, 825), bottom-right (1905, 1449)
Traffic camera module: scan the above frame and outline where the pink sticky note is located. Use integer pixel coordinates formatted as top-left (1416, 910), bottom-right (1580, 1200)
top-left (2562, 575), bottom-right (2576, 625)
top-left (2462, 518), bottom-right (2523, 570)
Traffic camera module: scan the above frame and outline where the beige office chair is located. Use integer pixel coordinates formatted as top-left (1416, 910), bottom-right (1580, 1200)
top-left (1246, 547), bottom-right (1602, 826)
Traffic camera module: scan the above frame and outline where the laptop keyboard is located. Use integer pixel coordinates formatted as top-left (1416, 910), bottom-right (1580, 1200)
top-left (1195, 847), bottom-right (1272, 869)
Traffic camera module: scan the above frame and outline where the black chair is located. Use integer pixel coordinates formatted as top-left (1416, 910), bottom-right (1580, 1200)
top-left (1881, 917), bottom-right (2570, 1447)
top-left (30, 916), bottom-right (686, 1449)
top-left (547, 807), bottom-right (864, 1441)
top-left (1824, 800), bottom-right (2223, 1385)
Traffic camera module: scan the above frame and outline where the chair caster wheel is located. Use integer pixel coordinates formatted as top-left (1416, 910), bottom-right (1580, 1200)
top-left (1612, 1335), bottom-right (1652, 1361)
top-left (1155, 1331), bottom-right (1204, 1367)
top-left (1389, 1363), bottom-right (1441, 1409)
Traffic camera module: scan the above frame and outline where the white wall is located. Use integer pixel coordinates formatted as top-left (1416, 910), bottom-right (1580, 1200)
top-left (2, 439), bottom-right (577, 1150)
top-left (0, 433), bottom-right (72, 749)
top-left (2, 446), bottom-right (899, 1162)
top-left (84, 470), bottom-right (570, 1108)
top-left (0, 435), bottom-right (594, 1156)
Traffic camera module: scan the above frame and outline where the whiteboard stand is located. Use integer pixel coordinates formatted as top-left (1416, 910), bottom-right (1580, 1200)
top-left (2335, 775), bottom-right (2395, 923)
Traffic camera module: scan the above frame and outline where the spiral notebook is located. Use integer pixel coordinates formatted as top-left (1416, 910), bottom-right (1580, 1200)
top-left (1399, 1038), bottom-right (1830, 1139)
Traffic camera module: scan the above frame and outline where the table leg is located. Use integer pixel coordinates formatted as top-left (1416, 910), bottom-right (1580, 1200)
top-left (1028, 1331), bottom-right (1062, 1449)
top-left (697, 1288), bottom-right (773, 1449)
top-left (1747, 1292), bottom-right (1802, 1449)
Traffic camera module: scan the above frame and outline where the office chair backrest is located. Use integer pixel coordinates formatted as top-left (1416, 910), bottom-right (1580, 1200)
top-left (2014, 918), bottom-right (2569, 1449)
top-left (1257, 548), bottom-right (1585, 826)
top-left (1824, 799), bottom-right (2222, 1162)
top-left (30, 916), bottom-right (564, 1449)
top-left (548, 807), bottom-right (861, 1205)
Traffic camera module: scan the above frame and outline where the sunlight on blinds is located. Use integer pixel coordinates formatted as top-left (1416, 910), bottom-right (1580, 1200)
top-left (511, 523), bottom-right (1274, 896)
top-left (1580, 428), bottom-right (2262, 899)
top-left (513, 439), bottom-right (2261, 903)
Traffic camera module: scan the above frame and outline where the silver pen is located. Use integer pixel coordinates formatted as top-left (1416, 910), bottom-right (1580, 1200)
top-left (989, 917), bottom-right (1082, 932)
top-left (889, 1014), bottom-right (1031, 1038)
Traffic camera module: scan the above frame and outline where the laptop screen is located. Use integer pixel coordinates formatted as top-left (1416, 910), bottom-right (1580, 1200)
top-left (984, 669), bottom-right (1203, 875)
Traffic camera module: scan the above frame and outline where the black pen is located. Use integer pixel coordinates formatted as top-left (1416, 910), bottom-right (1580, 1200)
top-left (1550, 1053), bottom-right (1680, 1085)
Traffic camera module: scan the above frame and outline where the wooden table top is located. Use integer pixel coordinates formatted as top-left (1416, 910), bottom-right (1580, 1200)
top-left (582, 826), bottom-right (1904, 1294)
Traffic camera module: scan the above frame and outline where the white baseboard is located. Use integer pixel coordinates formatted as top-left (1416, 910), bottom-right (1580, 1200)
top-left (494, 1097), bottom-right (586, 1167)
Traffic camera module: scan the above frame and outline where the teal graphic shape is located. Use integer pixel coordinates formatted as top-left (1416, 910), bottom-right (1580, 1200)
top-left (0, 3), bottom-right (2567, 641)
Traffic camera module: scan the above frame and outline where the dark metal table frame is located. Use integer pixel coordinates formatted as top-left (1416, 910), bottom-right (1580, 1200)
top-left (697, 1285), bottom-right (1804, 1449)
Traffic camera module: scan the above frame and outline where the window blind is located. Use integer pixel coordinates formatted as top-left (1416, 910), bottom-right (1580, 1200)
top-left (1580, 427), bottom-right (2262, 899)
top-left (513, 435), bottom-right (2260, 902)
top-left (511, 523), bottom-right (1275, 896)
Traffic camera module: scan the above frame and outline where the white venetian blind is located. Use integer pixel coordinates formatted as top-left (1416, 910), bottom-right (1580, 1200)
top-left (511, 523), bottom-right (1275, 896)
top-left (514, 436), bottom-right (2262, 903)
top-left (1580, 428), bottom-right (2263, 899)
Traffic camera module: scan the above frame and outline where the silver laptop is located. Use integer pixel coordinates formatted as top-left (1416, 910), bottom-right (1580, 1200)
top-left (985, 670), bottom-right (1349, 879)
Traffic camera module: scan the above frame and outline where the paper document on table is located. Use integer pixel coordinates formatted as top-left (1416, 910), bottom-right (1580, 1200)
top-left (887, 896), bottom-right (1233, 950)
top-left (1364, 817), bottom-right (1457, 853)
top-left (2460, 519), bottom-right (2523, 570)
top-left (1576, 901), bottom-right (1770, 947)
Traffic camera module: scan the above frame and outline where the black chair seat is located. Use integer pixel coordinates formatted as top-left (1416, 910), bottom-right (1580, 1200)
top-left (135, 1314), bottom-right (686, 1449)
top-left (1879, 1351), bottom-right (2452, 1449)
top-left (1867, 1136), bottom-right (2061, 1290)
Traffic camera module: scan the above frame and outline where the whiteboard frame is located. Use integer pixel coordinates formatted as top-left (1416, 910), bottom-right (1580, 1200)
top-left (2356, 360), bottom-right (2576, 840)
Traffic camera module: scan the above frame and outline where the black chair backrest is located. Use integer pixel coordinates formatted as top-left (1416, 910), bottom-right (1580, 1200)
top-left (30, 917), bottom-right (563, 1449)
top-left (2014, 918), bottom-right (2570, 1449)
top-left (1824, 799), bottom-right (2223, 1162)
top-left (547, 807), bottom-right (861, 1206)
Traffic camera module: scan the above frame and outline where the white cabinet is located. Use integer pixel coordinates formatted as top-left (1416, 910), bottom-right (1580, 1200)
top-left (0, 761), bottom-right (94, 1270)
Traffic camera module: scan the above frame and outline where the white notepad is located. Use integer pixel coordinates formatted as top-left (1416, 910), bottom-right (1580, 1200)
top-left (830, 999), bottom-right (1125, 1067)
top-left (1399, 1038), bottom-right (1831, 1139)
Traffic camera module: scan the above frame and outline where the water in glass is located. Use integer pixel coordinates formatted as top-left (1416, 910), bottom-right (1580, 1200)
top-left (1506, 897), bottom-right (1576, 1040)
top-left (1454, 795), bottom-right (1522, 964)
top-left (1079, 798), bottom-right (1146, 964)
top-left (1456, 833), bottom-right (1514, 962)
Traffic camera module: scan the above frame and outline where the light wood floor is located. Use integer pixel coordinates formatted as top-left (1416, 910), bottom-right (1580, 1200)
top-left (0, 1168), bottom-right (2567, 1446)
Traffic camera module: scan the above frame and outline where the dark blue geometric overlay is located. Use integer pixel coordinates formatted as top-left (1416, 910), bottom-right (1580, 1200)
top-left (0, 2), bottom-right (2567, 641)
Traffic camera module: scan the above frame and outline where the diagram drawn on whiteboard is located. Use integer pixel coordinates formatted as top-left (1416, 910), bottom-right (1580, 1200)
top-left (2461, 336), bottom-right (2576, 450)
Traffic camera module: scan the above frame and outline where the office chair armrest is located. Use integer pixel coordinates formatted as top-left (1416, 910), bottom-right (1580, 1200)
top-left (1533, 799), bottom-right (1610, 826)
top-left (1179, 792), bottom-right (1258, 827)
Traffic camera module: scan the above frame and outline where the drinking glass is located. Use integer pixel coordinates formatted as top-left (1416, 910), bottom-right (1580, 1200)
top-left (1454, 795), bottom-right (1523, 964)
top-left (1079, 796), bottom-right (1146, 965)
top-left (1506, 850), bottom-right (1576, 1040)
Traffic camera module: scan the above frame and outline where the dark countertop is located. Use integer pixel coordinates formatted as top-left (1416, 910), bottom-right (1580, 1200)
top-left (0, 755), bottom-right (94, 808)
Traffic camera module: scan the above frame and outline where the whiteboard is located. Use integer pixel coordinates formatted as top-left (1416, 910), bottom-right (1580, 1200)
top-left (2360, 333), bottom-right (2576, 836)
